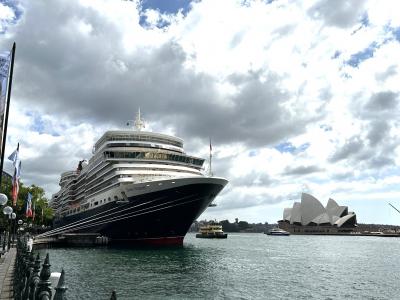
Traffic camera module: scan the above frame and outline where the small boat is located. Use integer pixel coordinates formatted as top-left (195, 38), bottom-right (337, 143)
top-left (196, 222), bottom-right (227, 239)
top-left (265, 228), bottom-right (290, 236)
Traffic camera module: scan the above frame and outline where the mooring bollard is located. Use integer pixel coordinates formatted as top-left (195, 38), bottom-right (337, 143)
top-left (53, 269), bottom-right (67, 300)
top-left (110, 290), bottom-right (117, 300)
top-left (35, 253), bottom-right (53, 300)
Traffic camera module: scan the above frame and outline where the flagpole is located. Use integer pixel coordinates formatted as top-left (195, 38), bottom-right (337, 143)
top-left (0, 42), bottom-right (16, 188)
top-left (209, 138), bottom-right (213, 177)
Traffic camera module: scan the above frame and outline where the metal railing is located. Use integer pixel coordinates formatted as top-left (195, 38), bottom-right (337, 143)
top-left (13, 237), bottom-right (117, 300)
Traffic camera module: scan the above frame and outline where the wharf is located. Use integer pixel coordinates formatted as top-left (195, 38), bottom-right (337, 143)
top-left (0, 248), bottom-right (16, 300)
top-left (34, 233), bottom-right (109, 248)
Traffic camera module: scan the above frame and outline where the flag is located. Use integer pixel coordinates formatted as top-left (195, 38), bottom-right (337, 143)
top-left (32, 200), bottom-right (35, 221)
top-left (16, 160), bottom-right (21, 178)
top-left (11, 160), bottom-right (21, 206)
top-left (0, 51), bottom-right (11, 79)
top-left (26, 192), bottom-right (33, 218)
top-left (7, 143), bottom-right (19, 167)
top-left (0, 44), bottom-right (15, 180)
top-left (0, 50), bottom-right (11, 134)
top-left (11, 167), bottom-right (19, 205)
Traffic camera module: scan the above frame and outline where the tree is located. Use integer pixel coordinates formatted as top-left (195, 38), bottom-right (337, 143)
top-left (238, 221), bottom-right (249, 230)
top-left (0, 175), bottom-right (54, 230)
top-left (220, 219), bottom-right (239, 232)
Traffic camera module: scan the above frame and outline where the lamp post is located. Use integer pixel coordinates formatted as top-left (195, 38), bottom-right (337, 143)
top-left (17, 219), bottom-right (23, 235)
top-left (11, 212), bottom-right (16, 246)
top-left (3, 205), bottom-right (13, 250)
top-left (0, 194), bottom-right (9, 251)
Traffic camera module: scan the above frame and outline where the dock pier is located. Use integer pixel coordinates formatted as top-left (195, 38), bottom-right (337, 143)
top-left (34, 233), bottom-right (109, 248)
top-left (0, 248), bottom-right (16, 299)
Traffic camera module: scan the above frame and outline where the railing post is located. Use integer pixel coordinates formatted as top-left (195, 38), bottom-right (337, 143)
top-left (29, 253), bottom-right (41, 300)
top-left (22, 251), bottom-right (35, 299)
top-left (53, 269), bottom-right (67, 300)
top-left (35, 253), bottom-right (52, 300)
top-left (110, 290), bottom-right (117, 300)
top-left (17, 240), bottom-right (29, 300)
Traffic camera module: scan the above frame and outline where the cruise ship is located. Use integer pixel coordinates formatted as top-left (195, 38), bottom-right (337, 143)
top-left (44, 111), bottom-right (228, 245)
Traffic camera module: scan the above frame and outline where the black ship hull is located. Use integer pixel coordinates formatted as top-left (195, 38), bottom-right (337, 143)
top-left (52, 179), bottom-right (226, 246)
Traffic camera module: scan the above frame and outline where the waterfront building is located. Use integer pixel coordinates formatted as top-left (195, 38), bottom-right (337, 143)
top-left (278, 193), bottom-right (357, 234)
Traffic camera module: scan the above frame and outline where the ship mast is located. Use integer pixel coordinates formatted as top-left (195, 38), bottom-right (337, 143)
top-left (127, 108), bottom-right (145, 131)
top-left (209, 138), bottom-right (213, 177)
top-left (134, 108), bottom-right (145, 131)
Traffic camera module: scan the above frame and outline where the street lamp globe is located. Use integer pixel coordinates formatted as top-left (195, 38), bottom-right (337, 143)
top-left (18, 220), bottom-right (23, 225)
top-left (3, 206), bottom-right (13, 215)
top-left (11, 212), bottom-right (16, 219)
top-left (0, 193), bottom-right (8, 206)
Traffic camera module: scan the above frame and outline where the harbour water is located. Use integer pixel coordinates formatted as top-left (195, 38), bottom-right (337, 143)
top-left (39, 233), bottom-right (400, 299)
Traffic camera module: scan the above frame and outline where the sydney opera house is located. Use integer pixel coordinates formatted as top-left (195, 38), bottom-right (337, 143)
top-left (278, 193), bottom-right (357, 234)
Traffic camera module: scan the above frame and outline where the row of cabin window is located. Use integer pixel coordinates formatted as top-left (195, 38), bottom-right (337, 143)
top-left (104, 135), bottom-right (183, 148)
top-left (104, 151), bottom-right (204, 166)
top-left (91, 195), bottom-right (119, 207)
top-left (66, 195), bottom-right (120, 215)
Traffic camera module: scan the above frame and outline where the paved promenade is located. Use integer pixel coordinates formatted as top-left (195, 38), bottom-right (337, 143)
top-left (0, 248), bottom-right (16, 300)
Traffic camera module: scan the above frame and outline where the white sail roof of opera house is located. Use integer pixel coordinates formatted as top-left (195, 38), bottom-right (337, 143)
top-left (282, 193), bottom-right (357, 227)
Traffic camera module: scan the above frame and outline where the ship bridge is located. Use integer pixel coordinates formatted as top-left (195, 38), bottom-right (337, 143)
top-left (94, 131), bottom-right (184, 154)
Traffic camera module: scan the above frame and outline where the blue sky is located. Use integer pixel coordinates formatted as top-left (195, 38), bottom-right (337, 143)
top-left (141, 0), bottom-right (193, 14)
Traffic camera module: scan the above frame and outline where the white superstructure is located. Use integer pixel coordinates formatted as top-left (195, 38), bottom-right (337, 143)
top-left (51, 111), bottom-right (208, 220)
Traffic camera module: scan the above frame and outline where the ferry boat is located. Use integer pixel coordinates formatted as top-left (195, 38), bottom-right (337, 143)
top-left (196, 222), bottom-right (227, 239)
top-left (265, 228), bottom-right (290, 236)
top-left (41, 110), bottom-right (228, 246)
